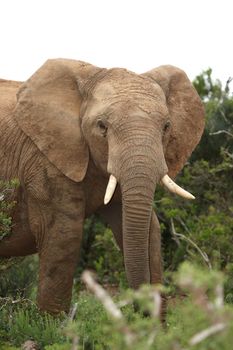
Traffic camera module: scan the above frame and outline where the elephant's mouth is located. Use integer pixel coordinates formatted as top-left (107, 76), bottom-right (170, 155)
top-left (104, 173), bottom-right (194, 205)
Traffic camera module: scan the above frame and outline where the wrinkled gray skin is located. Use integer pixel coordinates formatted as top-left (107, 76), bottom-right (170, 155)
top-left (0, 59), bottom-right (205, 314)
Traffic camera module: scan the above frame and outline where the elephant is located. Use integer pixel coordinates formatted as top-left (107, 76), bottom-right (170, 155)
top-left (0, 59), bottom-right (205, 314)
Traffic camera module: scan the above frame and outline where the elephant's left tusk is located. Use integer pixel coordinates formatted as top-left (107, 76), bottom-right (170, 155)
top-left (161, 174), bottom-right (195, 200)
top-left (104, 175), bottom-right (117, 205)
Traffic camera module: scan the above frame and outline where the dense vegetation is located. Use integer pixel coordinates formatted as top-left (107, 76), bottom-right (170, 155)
top-left (0, 70), bottom-right (232, 349)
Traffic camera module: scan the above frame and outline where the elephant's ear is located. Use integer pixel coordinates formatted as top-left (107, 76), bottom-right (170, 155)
top-left (14, 59), bottom-right (105, 182)
top-left (142, 65), bottom-right (205, 178)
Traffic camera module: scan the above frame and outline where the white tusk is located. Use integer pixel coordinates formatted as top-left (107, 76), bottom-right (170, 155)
top-left (161, 174), bottom-right (195, 200)
top-left (104, 175), bottom-right (117, 205)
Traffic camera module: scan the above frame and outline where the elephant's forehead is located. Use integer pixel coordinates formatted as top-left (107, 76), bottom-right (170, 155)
top-left (91, 69), bottom-right (167, 116)
top-left (89, 92), bottom-right (168, 119)
top-left (94, 68), bottom-right (165, 101)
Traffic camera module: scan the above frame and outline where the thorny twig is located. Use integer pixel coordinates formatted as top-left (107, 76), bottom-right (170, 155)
top-left (170, 218), bottom-right (212, 270)
top-left (81, 270), bottom-right (135, 346)
top-left (189, 322), bottom-right (227, 346)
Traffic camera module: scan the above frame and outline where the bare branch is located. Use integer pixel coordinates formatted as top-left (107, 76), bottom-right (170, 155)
top-left (214, 284), bottom-right (224, 309)
top-left (189, 322), bottom-right (227, 346)
top-left (176, 217), bottom-right (191, 235)
top-left (210, 130), bottom-right (233, 138)
top-left (170, 218), bottom-right (181, 246)
top-left (69, 302), bottom-right (78, 321)
top-left (170, 219), bottom-right (212, 270)
top-left (116, 299), bottom-right (131, 308)
top-left (151, 289), bottom-right (162, 319)
top-left (222, 149), bottom-right (233, 160)
top-left (71, 335), bottom-right (79, 350)
top-left (219, 109), bottom-right (229, 124)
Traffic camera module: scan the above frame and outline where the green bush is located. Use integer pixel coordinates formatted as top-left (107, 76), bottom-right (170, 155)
top-left (0, 256), bottom-right (38, 299)
top-left (77, 217), bottom-right (126, 288)
top-left (155, 70), bottom-right (233, 278)
top-left (0, 179), bottom-right (19, 240)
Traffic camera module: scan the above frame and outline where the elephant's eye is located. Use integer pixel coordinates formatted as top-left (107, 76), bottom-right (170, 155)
top-left (97, 119), bottom-right (108, 137)
top-left (163, 121), bottom-right (171, 133)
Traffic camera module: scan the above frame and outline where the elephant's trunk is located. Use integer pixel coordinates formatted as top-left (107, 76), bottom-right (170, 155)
top-left (119, 139), bottom-right (167, 289)
top-left (122, 178), bottom-right (154, 288)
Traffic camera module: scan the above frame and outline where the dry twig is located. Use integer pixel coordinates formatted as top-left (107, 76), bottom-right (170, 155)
top-left (22, 340), bottom-right (39, 350)
top-left (210, 130), bottom-right (233, 138)
top-left (189, 322), bottom-right (227, 346)
top-left (151, 289), bottom-right (162, 319)
top-left (82, 270), bottom-right (123, 320)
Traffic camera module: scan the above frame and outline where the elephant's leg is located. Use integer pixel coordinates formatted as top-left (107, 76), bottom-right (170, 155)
top-left (98, 202), bottom-right (123, 251)
top-left (149, 211), bottom-right (166, 321)
top-left (37, 208), bottom-right (84, 314)
top-left (149, 211), bottom-right (163, 284)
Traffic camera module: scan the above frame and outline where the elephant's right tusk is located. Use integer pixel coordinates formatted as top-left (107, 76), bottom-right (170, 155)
top-left (104, 175), bottom-right (117, 205)
top-left (161, 174), bottom-right (195, 200)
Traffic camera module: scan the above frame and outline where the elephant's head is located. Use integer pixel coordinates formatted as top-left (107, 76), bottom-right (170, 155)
top-left (14, 59), bottom-right (205, 289)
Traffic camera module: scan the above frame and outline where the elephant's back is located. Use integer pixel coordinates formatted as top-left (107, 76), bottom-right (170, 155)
top-left (0, 79), bottom-right (28, 181)
top-left (0, 79), bottom-right (22, 116)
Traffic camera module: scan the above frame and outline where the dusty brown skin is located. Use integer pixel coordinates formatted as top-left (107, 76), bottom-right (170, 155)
top-left (0, 60), bottom-right (205, 314)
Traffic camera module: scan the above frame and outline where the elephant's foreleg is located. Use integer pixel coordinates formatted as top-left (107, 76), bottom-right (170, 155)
top-left (37, 213), bottom-right (84, 314)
